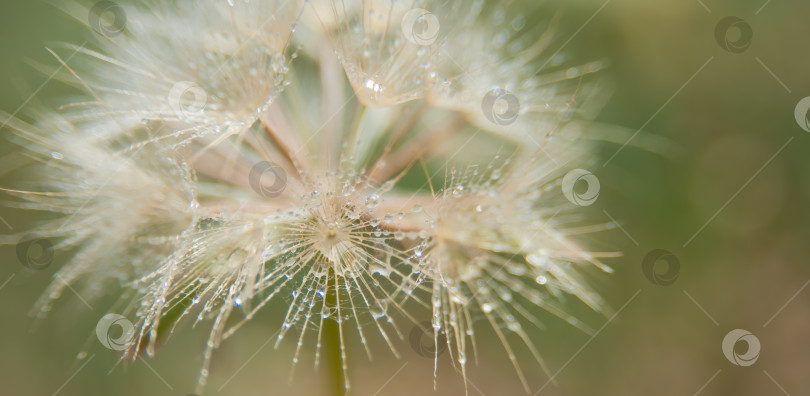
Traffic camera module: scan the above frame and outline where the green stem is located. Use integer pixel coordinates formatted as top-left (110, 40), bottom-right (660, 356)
top-left (324, 271), bottom-right (345, 396)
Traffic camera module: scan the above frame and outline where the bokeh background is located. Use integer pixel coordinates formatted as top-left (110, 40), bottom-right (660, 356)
top-left (2, 0), bottom-right (809, 395)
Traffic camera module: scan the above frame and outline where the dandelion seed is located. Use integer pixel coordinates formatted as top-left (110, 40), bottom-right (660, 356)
top-left (1, 0), bottom-right (616, 394)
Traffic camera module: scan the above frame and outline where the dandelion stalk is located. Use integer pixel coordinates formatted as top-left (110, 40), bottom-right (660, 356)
top-left (323, 270), bottom-right (346, 396)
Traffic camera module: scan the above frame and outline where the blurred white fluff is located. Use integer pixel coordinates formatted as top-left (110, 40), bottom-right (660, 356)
top-left (53, 0), bottom-right (300, 145)
top-left (1, 0), bottom-right (615, 394)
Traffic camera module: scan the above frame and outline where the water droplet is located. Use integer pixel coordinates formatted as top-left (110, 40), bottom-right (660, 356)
top-left (369, 299), bottom-right (388, 319)
top-left (402, 280), bottom-right (416, 295)
top-left (512, 16), bottom-right (526, 31)
top-left (527, 254), bottom-right (548, 268)
top-left (313, 262), bottom-right (330, 277)
top-left (364, 78), bottom-right (384, 98)
top-left (322, 306), bottom-right (336, 319)
top-left (366, 194), bottom-right (380, 208)
top-left (370, 265), bottom-right (391, 277)
top-left (380, 180), bottom-right (396, 192)
top-left (342, 183), bottom-right (355, 196)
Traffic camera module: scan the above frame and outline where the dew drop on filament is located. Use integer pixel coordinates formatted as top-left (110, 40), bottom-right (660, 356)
top-left (364, 78), bottom-right (384, 101)
top-left (369, 299), bottom-right (388, 319)
top-left (366, 193), bottom-right (380, 208)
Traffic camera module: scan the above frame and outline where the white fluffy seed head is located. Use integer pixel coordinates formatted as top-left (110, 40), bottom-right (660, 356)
top-left (1, 0), bottom-right (615, 393)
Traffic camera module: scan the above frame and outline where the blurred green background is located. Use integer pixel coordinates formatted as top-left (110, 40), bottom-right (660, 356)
top-left (2, 0), bottom-right (810, 395)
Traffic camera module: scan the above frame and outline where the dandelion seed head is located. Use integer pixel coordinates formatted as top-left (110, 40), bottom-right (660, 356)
top-left (1, 0), bottom-right (617, 393)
